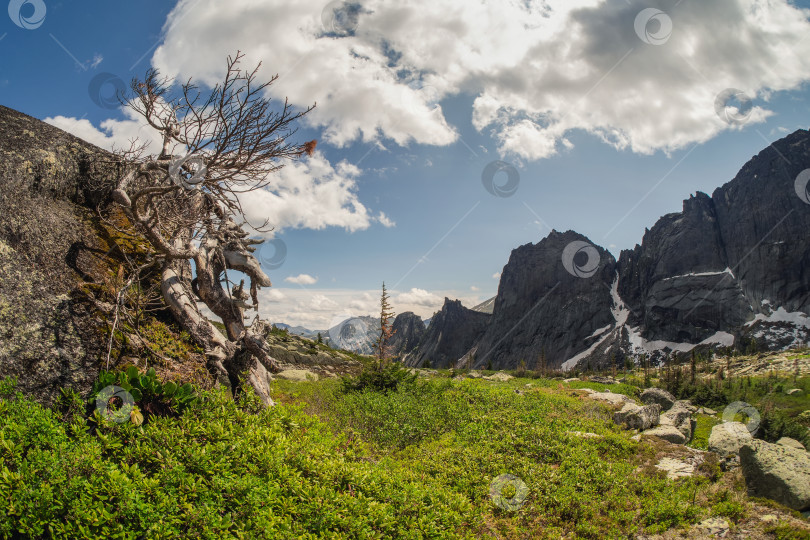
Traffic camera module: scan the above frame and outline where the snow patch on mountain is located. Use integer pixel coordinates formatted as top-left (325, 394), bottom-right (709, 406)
top-left (660, 267), bottom-right (735, 281)
top-left (746, 307), bottom-right (810, 329)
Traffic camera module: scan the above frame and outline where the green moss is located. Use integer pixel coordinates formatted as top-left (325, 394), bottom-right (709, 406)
top-left (690, 414), bottom-right (721, 450)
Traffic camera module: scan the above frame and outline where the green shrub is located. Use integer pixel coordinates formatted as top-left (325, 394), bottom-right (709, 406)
top-left (90, 367), bottom-right (198, 423)
top-left (341, 360), bottom-right (416, 393)
top-left (758, 408), bottom-right (810, 448)
top-left (0, 377), bottom-right (473, 539)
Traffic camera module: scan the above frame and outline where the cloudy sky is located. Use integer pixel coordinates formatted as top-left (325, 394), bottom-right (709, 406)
top-left (3, 0), bottom-right (810, 328)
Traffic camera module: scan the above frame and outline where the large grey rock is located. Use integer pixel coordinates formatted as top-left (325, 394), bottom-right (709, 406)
top-left (586, 391), bottom-right (634, 406)
top-left (673, 400), bottom-right (697, 414)
top-left (708, 422), bottom-right (753, 457)
top-left (740, 440), bottom-right (810, 511)
top-left (614, 403), bottom-right (661, 431)
top-left (403, 298), bottom-right (489, 369)
top-left (661, 401), bottom-right (696, 441)
top-left (644, 425), bottom-right (688, 445)
top-left (276, 369), bottom-right (318, 382)
top-left (0, 105), bottom-right (117, 405)
top-left (777, 437), bottom-right (806, 451)
top-left (640, 388), bottom-right (676, 410)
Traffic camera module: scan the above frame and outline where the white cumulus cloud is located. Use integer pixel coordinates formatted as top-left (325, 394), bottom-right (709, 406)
top-left (395, 288), bottom-right (443, 308)
top-left (285, 274), bottom-right (318, 285)
top-left (149, 0), bottom-right (810, 161)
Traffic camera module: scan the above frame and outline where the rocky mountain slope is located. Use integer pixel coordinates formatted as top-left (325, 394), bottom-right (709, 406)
top-left (404, 130), bottom-right (810, 371)
top-left (472, 297), bottom-right (496, 314)
top-left (389, 311), bottom-right (426, 357)
top-left (402, 298), bottom-right (490, 368)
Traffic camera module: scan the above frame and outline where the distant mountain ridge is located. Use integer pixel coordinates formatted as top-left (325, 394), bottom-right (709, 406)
top-left (394, 129), bottom-right (810, 371)
top-left (472, 297), bottom-right (496, 314)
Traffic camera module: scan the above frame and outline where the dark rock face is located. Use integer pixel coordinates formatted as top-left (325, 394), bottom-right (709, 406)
top-left (390, 312), bottom-right (426, 357)
top-left (614, 130), bottom-right (810, 355)
top-left (472, 230), bottom-right (617, 370)
top-left (617, 192), bottom-right (752, 343)
top-left (712, 134), bottom-right (810, 316)
top-left (403, 299), bottom-right (489, 368)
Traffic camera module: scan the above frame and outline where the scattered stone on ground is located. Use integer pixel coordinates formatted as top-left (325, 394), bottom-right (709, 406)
top-left (588, 376), bottom-right (617, 385)
top-left (655, 457), bottom-right (695, 479)
top-left (740, 439), bottom-right (810, 511)
top-left (563, 377), bottom-right (580, 383)
top-left (694, 517), bottom-right (730, 538)
top-left (483, 372), bottom-right (514, 382)
top-left (640, 387), bottom-right (676, 410)
top-left (698, 407), bottom-right (718, 415)
top-left (708, 422), bottom-right (753, 457)
top-left (786, 388), bottom-right (803, 396)
top-left (566, 431), bottom-right (602, 439)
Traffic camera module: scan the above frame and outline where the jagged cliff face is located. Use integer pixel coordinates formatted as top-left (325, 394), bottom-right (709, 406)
top-left (616, 192), bottom-right (753, 344)
top-left (410, 129), bottom-right (810, 371)
top-left (616, 129), bottom-right (810, 358)
top-left (402, 299), bottom-right (489, 368)
top-left (389, 312), bottom-right (425, 357)
top-left (472, 231), bottom-right (617, 370)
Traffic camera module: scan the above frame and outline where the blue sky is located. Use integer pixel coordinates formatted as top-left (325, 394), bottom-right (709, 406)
top-left (3, 0), bottom-right (810, 328)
